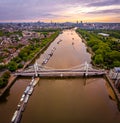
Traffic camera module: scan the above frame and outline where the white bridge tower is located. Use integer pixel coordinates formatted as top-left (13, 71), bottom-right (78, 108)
top-left (34, 61), bottom-right (39, 77)
top-left (84, 61), bottom-right (89, 77)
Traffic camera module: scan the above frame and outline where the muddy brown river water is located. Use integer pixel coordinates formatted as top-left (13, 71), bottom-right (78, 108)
top-left (0, 29), bottom-right (120, 123)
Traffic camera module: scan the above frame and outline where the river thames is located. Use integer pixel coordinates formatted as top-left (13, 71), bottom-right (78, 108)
top-left (0, 29), bottom-right (120, 123)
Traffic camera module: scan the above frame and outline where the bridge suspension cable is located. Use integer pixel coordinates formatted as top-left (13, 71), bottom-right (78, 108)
top-left (41, 62), bottom-right (88, 70)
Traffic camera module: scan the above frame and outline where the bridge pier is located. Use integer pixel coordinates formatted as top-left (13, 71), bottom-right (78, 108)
top-left (84, 61), bottom-right (89, 77)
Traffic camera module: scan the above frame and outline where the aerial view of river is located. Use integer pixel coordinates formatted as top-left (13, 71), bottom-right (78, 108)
top-left (0, 29), bottom-right (120, 123)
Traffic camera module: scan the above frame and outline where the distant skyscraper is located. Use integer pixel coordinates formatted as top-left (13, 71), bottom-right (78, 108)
top-left (76, 20), bottom-right (79, 24)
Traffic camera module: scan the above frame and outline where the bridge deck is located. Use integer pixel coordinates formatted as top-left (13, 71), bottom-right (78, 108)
top-left (15, 70), bottom-right (106, 78)
top-left (15, 61), bottom-right (106, 78)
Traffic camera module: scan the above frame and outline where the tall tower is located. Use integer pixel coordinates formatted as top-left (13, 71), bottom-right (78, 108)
top-left (76, 20), bottom-right (79, 24)
top-left (51, 20), bottom-right (53, 24)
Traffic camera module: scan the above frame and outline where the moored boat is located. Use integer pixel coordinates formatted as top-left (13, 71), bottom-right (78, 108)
top-left (32, 78), bottom-right (39, 87)
top-left (28, 87), bottom-right (34, 95)
top-left (24, 86), bottom-right (30, 94)
top-left (29, 81), bottom-right (34, 86)
top-left (24, 94), bottom-right (30, 103)
top-left (21, 103), bottom-right (26, 112)
top-left (20, 94), bottom-right (25, 102)
top-left (15, 112), bottom-right (22, 123)
top-left (11, 110), bottom-right (18, 123)
top-left (17, 104), bottom-right (21, 110)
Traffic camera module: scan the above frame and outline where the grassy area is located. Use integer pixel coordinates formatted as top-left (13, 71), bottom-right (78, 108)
top-left (76, 29), bottom-right (120, 69)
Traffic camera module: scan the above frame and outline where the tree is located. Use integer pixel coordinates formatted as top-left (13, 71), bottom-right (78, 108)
top-left (12, 56), bottom-right (21, 63)
top-left (8, 61), bottom-right (17, 72)
top-left (113, 61), bottom-right (120, 67)
top-left (0, 71), bottom-right (10, 88)
top-left (94, 54), bottom-right (103, 65)
top-left (109, 51), bottom-right (120, 61)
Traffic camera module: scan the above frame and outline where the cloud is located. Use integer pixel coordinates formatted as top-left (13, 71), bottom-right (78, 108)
top-left (87, 9), bottom-right (120, 15)
top-left (87, 0), bottom-right (120, 7)
top-left (0, 0), bottom-right (119, 22)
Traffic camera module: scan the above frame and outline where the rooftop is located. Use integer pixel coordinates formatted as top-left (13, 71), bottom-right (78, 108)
top-left (98, 33), bottom-right (109, 37)
top-left (114, 67), bottom-right (120, 73)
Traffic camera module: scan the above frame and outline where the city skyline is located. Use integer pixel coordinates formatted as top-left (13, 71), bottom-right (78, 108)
top-left (0, 0), bottom-right (120, 23)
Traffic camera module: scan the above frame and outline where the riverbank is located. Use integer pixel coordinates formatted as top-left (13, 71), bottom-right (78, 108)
top-left (23, 32), bottom-right (59, 69)
top-left (76, 32), bottom-right (94, 56)
top-left (76, 30), bottom-right (120, 110)
top-left (105, 74), bottom-right (120, 110)
top-left (76, 32), bottom-right (98, 68)
top-left (0, 75), bottom-right (17, 97)
top-left (0, 31), bottom-right (60, 98)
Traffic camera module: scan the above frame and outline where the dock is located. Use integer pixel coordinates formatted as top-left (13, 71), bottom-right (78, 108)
top-left (10, 77), bottom-right (39, 123)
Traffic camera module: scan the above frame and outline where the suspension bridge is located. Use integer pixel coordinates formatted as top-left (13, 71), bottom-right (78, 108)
top-left (14, 62), bottom-right (106, 78)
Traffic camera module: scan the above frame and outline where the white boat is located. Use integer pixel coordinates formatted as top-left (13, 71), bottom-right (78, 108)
top-left (28, 87), bottom-right (34, 95)
top-left (32, 78), bottom-right (39, 87)
top-left (44, 59), bottom-right (48, 64)
top-left (17, 104), bottom-right (21, 110)
top-left (24, 86), bottom-right (30, 94)
top-left (53, 47), bottom-right (56, 50)
top-left (11, 110), bottom-right (18, 123)
top-left (57, 40), bottom-right (61, 44)
top-left (32, 81), bottom-right (37, 87)
top-left (32, 77), bottom-right (34, 82)
top-left (42, 59), bottom-right (48, 64)
top-left (24, 94), bottom-right (30, 103)
top-left (29, 81), bottom-right (34, 86)
top-left (20, 94), bottom-right (25, 102)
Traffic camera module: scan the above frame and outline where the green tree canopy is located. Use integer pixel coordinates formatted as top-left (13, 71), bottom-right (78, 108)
top-left (94, 54), bottom-right (104, 65)
top-left (8, 61), bottom-right (17, 72)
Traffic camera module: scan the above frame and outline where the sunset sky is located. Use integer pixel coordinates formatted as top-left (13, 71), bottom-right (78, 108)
top-left (0, 0), bottom-right (120, 23)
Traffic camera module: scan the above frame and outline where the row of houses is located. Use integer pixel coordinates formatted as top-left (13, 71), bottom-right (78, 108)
top-left (0, 29), bottom-right (55, 65)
